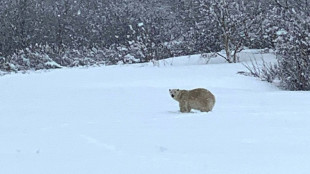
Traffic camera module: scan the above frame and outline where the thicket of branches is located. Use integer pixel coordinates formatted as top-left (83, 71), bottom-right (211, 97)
top-left (273, 0), bottom-right (310, 90)
top-left (0, 0), bottom-right (309, 90)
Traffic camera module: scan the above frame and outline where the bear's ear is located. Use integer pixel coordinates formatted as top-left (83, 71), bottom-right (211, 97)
top-left (177, 89), bottom-right (179, 91)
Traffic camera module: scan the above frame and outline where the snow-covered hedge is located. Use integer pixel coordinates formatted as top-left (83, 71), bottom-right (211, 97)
top-left (0, 45), bottom-right (134, 72)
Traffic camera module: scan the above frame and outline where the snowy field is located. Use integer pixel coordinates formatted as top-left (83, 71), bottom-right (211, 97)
top-left (1, 50), bottom-right (310, 174)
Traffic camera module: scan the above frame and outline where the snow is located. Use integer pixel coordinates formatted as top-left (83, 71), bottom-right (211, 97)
top-left (276, 29), bottom-right (288, 36)
top-left (1, 50), bottom-right (310, 174)
top-left (45, 61), bottom-right (62, 68)
top-left (138, 22), bottom-right (144, 27)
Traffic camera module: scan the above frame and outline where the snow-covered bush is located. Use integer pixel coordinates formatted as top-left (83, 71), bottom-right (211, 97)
top-left (242, 2), bottom-right (310, 91)
top-left (55, 49), bottom-right (95, 67)
top-left (0, 56), bottom-right (16, 72)
top-left (0, 45), bottom-right (135, 72)
top-left (54, 47), bottom-right (126, 67)
top-left (273, 4), bottom-right (310, 90)
top-left (8, 46), bottom-right (61, 71)
top-left (276, 26), bottom-right (310, 90)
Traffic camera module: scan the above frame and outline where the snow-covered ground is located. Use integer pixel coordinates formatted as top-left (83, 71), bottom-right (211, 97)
top-left (1, 50), bottom-right (310, 174)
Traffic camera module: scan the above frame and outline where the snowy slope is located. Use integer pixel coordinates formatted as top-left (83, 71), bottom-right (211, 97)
top-left (1, 51), bottom-right (310, 174)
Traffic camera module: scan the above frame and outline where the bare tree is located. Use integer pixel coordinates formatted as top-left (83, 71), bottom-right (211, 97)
top-left (198, 0), bottom-right (264, 63)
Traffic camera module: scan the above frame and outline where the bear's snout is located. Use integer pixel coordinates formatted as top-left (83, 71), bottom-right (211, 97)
top-left (171, 94), bottom-right (175, 98)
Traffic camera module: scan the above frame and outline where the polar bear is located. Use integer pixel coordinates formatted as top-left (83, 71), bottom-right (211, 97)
top-left (169, 88), bottom-right (215, 113)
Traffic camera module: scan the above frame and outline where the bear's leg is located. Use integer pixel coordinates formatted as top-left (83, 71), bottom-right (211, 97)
top-left (186, 105), bottom-right (191, 112)
top-left (200, 108), bottom-right (210, 112)
top-left (179, 102), bottom-right (191, 113)
top-left (200, 107), bottom-right (211, 112)
top-left (180, 106), bottom-right (187, 113)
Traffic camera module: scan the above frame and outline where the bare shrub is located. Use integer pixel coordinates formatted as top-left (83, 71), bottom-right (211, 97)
top-left (242, 58), bottom-right (279, 83)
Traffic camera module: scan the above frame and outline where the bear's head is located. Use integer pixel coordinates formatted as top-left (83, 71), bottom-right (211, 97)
top-left (169, 89), bottom-right (181, 100)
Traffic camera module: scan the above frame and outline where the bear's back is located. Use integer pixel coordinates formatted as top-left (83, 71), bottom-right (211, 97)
top-left (188, 88), bottom-right (214, 100)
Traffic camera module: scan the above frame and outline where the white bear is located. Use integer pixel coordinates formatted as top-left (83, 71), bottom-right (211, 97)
top-left (169, 88), bottom-right (215, 113)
